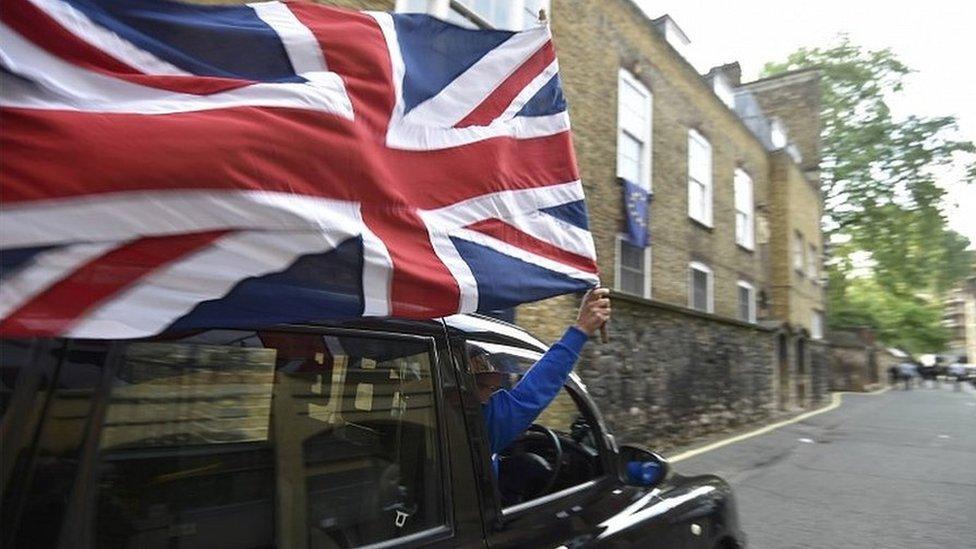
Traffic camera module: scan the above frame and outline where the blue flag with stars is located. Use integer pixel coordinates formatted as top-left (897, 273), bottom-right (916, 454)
top-left (623, 178), bottom-right (650, 248)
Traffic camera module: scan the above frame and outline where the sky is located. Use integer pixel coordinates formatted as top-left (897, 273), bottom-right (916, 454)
top-left (634, 0), bottom-right (976, 247)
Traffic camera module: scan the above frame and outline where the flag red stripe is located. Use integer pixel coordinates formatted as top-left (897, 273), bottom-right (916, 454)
top-left (465, 218), bottom-right (598, 275)
top-left (0, 231), bottom-right (228, 337)
top-left (361, 210), bottom-right (460, 317)
top-left (0, 108), bottom-right (579, 210)
top-left (288, 3), bottom-right (396, 137)
top-left (2, 0), bottom-right (252, 95)
top-left (455, 41), bottom-right (556, 129)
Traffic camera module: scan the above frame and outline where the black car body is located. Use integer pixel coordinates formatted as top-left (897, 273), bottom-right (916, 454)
top-left (0, 314), bottom-right (744, 548)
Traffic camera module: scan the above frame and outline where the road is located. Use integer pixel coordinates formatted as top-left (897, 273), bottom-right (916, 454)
top-left (673, 383), bottom-right (976, 549)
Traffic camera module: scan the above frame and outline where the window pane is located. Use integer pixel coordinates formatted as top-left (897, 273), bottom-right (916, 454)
top-left (620, 268), bottom-right (644, 296)
top-left (738, 286), bottom-right (752, 321)
top-left (689, 179), bottom-right (705, 220)
top-left (688, 134), bottom-right (711, 182)
top-left (619, 80), bottom-right (647, 134)
top-left (456, 0), bottom-right (523, 29)
top-left (692, 269), bottom-right (709, 311)
top-left (617, 131), bottom-right (642, 184)
top-left (793, 232), bottom-right (804, 271)
top-left (6, 341), bottom-right (113, 547)
top-left (620, 239), bottom-right (644, 270)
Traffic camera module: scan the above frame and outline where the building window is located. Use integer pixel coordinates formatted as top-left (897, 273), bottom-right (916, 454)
top-left (770, 117), bottom-right (788, 149)
top-left (734, 168), bottom-right (755, 250)
top-left (689, 261), bottom-right (713, 313)
top-left (793, 231), bottom-right (805, 274)
top-left (615, 235), bottom-right (651, 298)
top-left (687, 130), bottom-right (712, 226)
top-left (737, 280), bottom-right (756, 323)
top-left (396, 0), bottom-right (550, 31)
top-left (808, 244), bottom-right (819, 281)
top-left (812, 310), bottom-right (825, 339)
top-left (617, 69), bottom-right (652, 190)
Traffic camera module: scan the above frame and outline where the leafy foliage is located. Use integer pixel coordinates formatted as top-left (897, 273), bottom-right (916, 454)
top-left (763, 36), bottom-right (975, 353)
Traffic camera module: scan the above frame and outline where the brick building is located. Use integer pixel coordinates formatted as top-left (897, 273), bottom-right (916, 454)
top-left (943, 274), bottom-right (976, 362)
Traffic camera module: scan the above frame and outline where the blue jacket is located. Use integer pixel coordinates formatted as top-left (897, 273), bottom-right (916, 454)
top-left (482, 326), bottom-right (588, 455)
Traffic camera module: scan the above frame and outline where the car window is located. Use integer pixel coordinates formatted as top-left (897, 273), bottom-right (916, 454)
top-left (1, 330), bottom-right (447, 549)
top-left (464, 341), bottom-right (604, 507)
top-left (1, 339), bottom-right (112, 548)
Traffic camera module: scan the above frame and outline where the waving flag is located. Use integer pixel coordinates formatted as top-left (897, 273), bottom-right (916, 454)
top-left (0, 0), bottom-right (598, 339)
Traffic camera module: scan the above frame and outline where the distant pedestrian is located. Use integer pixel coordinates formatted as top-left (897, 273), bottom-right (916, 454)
top-left (898, 362), bottom-right (917, 390)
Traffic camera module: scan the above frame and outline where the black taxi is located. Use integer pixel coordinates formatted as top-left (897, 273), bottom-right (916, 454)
top-left (0, 314), bottom-right (744, 548)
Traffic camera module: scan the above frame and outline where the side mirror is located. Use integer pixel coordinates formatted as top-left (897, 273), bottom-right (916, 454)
top-left (619, 444), bottom-right (670, 487)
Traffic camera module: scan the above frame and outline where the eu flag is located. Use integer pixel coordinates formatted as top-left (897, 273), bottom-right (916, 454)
top-left (622, 178), bottom-right (650, 248)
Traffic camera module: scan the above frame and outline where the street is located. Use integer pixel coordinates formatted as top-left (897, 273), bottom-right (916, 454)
top-left (674, 385), bottom-right (976, 549)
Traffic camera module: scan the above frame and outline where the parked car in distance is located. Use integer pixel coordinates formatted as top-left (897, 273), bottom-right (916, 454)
top-left (1, 314), bottom-right (745, 548)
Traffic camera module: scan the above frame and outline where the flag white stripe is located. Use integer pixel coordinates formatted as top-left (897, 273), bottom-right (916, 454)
top-left (250, 1), bottom-right (328, 74)
top-left (0, 23), bottom-right (353, 117)
top-left (26, 0), bottom-right (190, 76)
top-left (420, 220), bottom-right (480, 313)
top-left (498, 59), bottom-right (560, 122)
top-left (0, 242), bottom-right (119, 319)
top-left (360, 224), bottom-right (394, 316)
top-left (401, 26), bottom-right (550, 128)
top-left (1, 190), bottom-right (362, 249)
top-left (367, 12), bottom-right (407, 125)
top-left (498, 210), bottom-right (596, 260)
top-left (386, 111), bottom-right (570, 151)
top-left (65, 231), bottom-right (344, 338)
top-left (421, 181), bottom-right (586, 229)
top-left (451, 227), bottom-right (599, 283)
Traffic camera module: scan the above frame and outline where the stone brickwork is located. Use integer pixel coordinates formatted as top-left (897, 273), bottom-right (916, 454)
top-left (577, 295), bottom-right (776, 449)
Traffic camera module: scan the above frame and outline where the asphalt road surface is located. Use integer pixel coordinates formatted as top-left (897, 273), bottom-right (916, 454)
top-left (674, 383), bottom-right (976, 549)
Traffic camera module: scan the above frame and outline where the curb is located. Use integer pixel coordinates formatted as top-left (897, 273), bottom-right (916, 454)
top-left (668, 387), bottom-right (891, 463)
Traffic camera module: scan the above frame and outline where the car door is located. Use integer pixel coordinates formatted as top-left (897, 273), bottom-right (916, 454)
top-left (1, 324), bottom-right (486, 549)
top-left (449, 335), bottom-right (675, 548)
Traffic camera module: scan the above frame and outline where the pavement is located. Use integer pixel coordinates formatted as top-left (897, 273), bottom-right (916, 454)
top-left (671, 382), bottom-right (976, 549)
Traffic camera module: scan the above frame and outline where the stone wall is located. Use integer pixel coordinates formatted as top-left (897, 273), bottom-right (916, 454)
top-left (577, 294), bottom-right (776, 449)
top-left (809, 339), bottom-right (830, 404)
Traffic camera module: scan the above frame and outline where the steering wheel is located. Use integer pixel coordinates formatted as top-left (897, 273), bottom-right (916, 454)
top-left (519, 424), bottom-right (564, 497)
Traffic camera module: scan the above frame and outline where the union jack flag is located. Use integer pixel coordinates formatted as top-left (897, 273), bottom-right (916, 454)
top-left (0, 0), bottom-right (598, 339)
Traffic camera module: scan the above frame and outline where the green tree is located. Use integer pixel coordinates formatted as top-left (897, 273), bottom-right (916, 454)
top-left (763, 36), bottom-right (975, 353)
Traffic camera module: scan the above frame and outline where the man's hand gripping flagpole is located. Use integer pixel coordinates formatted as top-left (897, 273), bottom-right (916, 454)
top-left (575, 286), bottom-right (611, 343)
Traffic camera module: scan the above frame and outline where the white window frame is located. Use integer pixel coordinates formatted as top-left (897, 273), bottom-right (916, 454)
top-left (688, 261), bottom-right (714, 313)
top-left (733, 168), bottom-right (755, 250)
top-left (614, 235), bottom-right (652, 299)
top-left (807, 244), bottom-right (818, 281)
top-left (737, 280), bottom-right (756, 323)
top-left (397, 0), bottom-right (550, 31)
top-left (687, 129), bottom-right (713, 227)
top-left (617, 69), bottom-right (653, 192)
top-left (811, 310), bottom-right (825, 339)
top-left (793, 231), bottom-right (805, 274)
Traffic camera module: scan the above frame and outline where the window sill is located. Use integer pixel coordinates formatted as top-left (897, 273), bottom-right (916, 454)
top-left (736, 243), bottom-right (755, 253)
top-left (688, 217), bottom-right (714, 231)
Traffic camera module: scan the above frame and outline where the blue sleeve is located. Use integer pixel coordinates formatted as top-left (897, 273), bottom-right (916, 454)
top-left (482, 326), bottom-right (588, 455)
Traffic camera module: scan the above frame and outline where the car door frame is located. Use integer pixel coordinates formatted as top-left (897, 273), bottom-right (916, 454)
top-left (2, 319), bottom-right (488, 549)
top-left (445, 329), bottom-right (634, 548)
